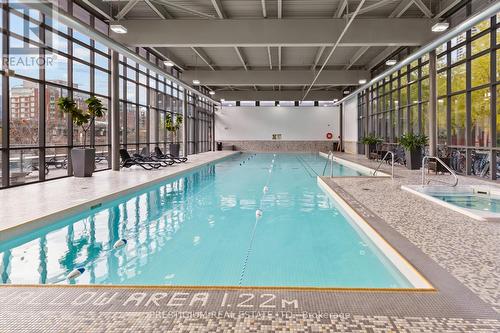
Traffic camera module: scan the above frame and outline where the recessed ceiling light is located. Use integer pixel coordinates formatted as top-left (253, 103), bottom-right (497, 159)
top-left (110, 24), bottom-right (127, 34)
top-left (343, 90), bottom-right (349, 95)
top-left (431, 22), bottom-right (449, 32)
top-left (209, 91), bottom-right (215, 95)
top-left (385, 59), bottom-right (397, 66)
top-left (192, 79), bottom-right (200, 85)
top-left (358, 79), bottom-right (367, 84)
top-left (164, 60), bottom-right (174, 67)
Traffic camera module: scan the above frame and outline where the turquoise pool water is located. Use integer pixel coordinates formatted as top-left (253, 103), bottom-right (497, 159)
top-left (0, 153), bottom-right (411, 288)
top-left (430, 193), bottom-right (500, 212)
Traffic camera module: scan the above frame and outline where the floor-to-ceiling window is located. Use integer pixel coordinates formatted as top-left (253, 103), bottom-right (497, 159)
top-left (0, 0), bottom-right (214, 188)
top-left (358, 13), bottom-right (499, 179)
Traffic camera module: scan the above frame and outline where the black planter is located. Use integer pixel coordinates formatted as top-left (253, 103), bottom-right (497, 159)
top-left (71, 148), bottom-right (95, 177)
top-left (169, 143), bottom-right (180, 157)
top-left (365, 144), bottom-right (377, 158)
top-left (405, 148), bottom-right (422, 170)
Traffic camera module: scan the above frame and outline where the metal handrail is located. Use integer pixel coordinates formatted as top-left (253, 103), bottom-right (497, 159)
top-left (373, 151), bottom-right (394, 179)
top-left (421, 156), bottom-right (458, 187)
top-left (322, 151), bottom-right (334, 177)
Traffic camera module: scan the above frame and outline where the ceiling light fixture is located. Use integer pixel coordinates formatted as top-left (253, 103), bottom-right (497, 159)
top-left (431, 22), bottom-right (449, 32)
top-left (343, 90), bottom-right (350, 95)
top-left (385, 59), bottom-right (397, 66)
top-left (209, 91), bottom-right (215, 95)
top-left (192, 79), bottom-right (200, 85)
top-left (110, 24), bottom-right (127, 34)
top-left (358, 79), bottom-right (367, 84)
top-left (164, 60), bottom-right (174, 67)
top-left (333, 99), bottom-right (338, 103)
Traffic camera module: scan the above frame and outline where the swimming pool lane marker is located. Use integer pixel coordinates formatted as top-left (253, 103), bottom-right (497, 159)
top-left (239, 154), bottom-right (276, 286)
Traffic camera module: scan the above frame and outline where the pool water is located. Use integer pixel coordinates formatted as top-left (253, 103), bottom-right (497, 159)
top-left (0, 153), bottom-right (411, 288)
top-left (430, 193), bottom-right (500, 212)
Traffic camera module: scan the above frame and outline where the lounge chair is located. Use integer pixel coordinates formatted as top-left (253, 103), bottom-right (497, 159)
top-left (153, 147), bottom-right (188, 163)
top-left (135, 147), bottom-right (174, 167)
top-left (119, 149), bottom-right (162, 170)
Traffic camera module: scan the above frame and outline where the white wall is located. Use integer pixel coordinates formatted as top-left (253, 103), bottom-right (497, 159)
top-left (215, 106), bottom-right (340, 141)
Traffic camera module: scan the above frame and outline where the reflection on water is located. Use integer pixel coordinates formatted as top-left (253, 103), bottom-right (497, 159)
top-left (0, 165), bottom-right (216, 284)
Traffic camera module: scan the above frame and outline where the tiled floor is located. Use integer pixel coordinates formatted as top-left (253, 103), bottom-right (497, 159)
top-left (0, 151), bottom-right (499, 332)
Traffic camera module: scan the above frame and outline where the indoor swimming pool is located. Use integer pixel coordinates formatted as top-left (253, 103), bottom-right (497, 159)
top-left (0, 153), bottom-right (421, 288)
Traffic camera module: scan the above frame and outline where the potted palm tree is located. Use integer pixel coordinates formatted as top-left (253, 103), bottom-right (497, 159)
top-left (400, 133), bottom-right (428, 170)
top-left (58, 96), bottom-right (106, 177)
top-left (165, 113), bottom-right (183, 157)
top-left (360, 134), bottom-right (382, 158)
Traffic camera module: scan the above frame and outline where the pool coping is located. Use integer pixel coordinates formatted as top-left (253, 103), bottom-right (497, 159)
top-left (0, 151), bottom-right (240, 242)
top-left (319, 152), bottom-right (391, 177)
top-left (401, 184), bottom-right (500, 222)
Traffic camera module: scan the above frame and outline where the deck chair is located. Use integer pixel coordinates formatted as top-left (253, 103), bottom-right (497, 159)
top-left (119, 149), bottom-right (162, 170)
top-left (154, 147), bottom-right (188, 163)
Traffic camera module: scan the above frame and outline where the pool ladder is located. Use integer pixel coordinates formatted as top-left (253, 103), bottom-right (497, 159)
top-left (372, 151), bottom-right (394, 179)
top-left (322, 151), bottom-right (334, 177)
top-left (421, 156), bottom-right (458, 187)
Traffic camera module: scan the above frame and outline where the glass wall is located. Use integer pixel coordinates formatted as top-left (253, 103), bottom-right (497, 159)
top-left (358, 13), bottom-right (499, 179)
top-left (0, 0), bottom-right (214, 188)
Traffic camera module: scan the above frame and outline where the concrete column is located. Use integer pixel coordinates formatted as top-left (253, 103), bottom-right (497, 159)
top-left (182, 90), bottom-right (188, 157)
top-left (212, 105), bottom-right (216, 151)
top-left (428, 50), bottom-right (437, 157)
top-left (111, 50), bottom-right (120, 171)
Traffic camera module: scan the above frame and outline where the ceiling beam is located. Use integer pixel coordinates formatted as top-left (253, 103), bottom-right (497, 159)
top-left (389, 0), bottom-right (414, 18)
top-left (182, 70), bottom-right (368, 86)
top-left (261, 0), bottom-right (267, 18)
top-left (81, 0), bottom-right (112, 20)
top-left (115, 0), bottom-right (140, 20)
top-left (215, 90), bottom-right (342, 101)
top-left (278, 0), bottom-right (282, 18)
top-left (412, 0), bottom-right (433, 18)
top-left (111, 18), bottom-right (435, 47)
top-left (346, 0), bottom-right (394, 17)
top-left (311, 46), bottom-right (325, 71)
top-left (191, 47), bottom-right (216, 71)
top-left (334, 0), bottom-right (348, 18)
top-left (267, 47), bottom-right (273, 70)
top-left (144, 0), bottom-right (174, 19)
top-left (344, 46), bottom-right (370, 70)
top-left (210, 0), bottom-right (226, 19)
top-left (234, 47), bottom-right (248, 71)
top-left (367, 46), bottom-right (400, 70)
top-left (151, 0), bottom-right (216, 19)
top-left (434, 0), bottom-right (463, 19)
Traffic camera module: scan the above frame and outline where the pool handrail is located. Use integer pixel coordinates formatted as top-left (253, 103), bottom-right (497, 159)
top-left (322, 151), bottom-right (335, 178)
top-left (421, 156), bottom-right (458, 187)
top-left (373, 151), bottom-right (394, 179)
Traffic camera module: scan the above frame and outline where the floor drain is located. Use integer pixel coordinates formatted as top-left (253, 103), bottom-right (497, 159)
top-left (81, 187), bottom-right (88, 189)
top-left (362, 188), bottom-right (370, 191)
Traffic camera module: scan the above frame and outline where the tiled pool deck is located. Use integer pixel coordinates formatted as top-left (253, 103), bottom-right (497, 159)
top-left (0, 151), bottom-right (499, 332)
